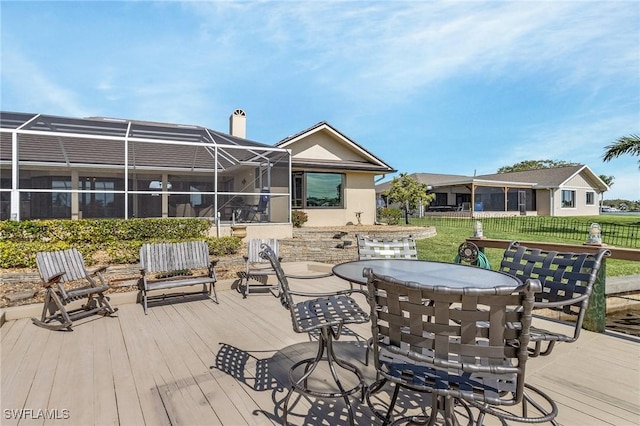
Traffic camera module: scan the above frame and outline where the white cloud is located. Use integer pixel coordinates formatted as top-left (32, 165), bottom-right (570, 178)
top-left (182, 2), bottom-right (638, 105)
top-left (1, 47), bottom-right (88, 116)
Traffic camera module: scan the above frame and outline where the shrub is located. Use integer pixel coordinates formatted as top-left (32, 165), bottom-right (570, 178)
top-left (0, 219), bottom-right (243, 269)
top-left (292, 210), bottom-right (308, 228)
top-left (377, 207), bottom-right (402, 225)
top-left (206, 236), bottom-right (242, 256)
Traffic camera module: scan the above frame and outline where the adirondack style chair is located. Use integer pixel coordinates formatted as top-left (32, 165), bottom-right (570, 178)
top-left (237, 238), bottom-right (280, 298)
top-left (33, 248), bottom-right (118, 331)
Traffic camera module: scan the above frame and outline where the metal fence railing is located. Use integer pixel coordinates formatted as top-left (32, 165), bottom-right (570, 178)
top-left (410, 215), bottom-right (640, 249)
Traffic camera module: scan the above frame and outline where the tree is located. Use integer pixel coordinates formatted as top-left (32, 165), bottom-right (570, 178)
top-left (603, 134), bottom-right (640, 168)
top-left (598, 174), bottom-right (614, 187)
top-left (383, 173), bottom-right (435, 224)
top-left (598, 174), bottom-right (614, 207)
top-left (497, 159), bottom-right (580, 173)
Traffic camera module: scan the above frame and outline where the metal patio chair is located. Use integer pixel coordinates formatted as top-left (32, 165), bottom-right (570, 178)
top-left (356, 234), bottom-right (418, 260)
top-left (259, 243), bottom-right (369, 426)
top-left (363, 268), bottom-right (556, 425)
top-left (499, 241), bottom-right (611, 356)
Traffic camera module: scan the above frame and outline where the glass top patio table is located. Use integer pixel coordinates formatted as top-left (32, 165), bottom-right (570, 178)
top-left (333, 259), bottom-right (522, 293)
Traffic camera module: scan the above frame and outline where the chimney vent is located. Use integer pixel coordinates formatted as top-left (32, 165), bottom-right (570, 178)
top-left (229, 109), bottom-right (246, 138)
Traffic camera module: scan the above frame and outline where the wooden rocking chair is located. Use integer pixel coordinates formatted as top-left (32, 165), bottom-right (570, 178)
top-left (32, 248), bottom-right (118, 331)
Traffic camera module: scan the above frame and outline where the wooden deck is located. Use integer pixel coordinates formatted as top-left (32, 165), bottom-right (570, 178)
top-left (1, 263), bottom-right (639, 425)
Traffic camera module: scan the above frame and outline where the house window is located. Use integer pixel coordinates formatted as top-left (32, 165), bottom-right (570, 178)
top-left (561, 190), bottom-right (576, 208)
top-left (586, 191), bottom-right (595, 205)
top-left (434, 193), bottom-right (448, 206)
top-left (291, 172), bottom-right (344, 208)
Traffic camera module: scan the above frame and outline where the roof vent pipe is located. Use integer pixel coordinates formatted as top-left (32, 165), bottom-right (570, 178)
top-left (229, 109), bottom-right (246, 138)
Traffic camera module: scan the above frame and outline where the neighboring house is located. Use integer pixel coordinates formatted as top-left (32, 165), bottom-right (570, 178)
top-left (376, 166), bottom-right (609, 217)
top-left (276, 121), bottom-right (396, 226)
top-left (1, 111), bottom-right (395, 229)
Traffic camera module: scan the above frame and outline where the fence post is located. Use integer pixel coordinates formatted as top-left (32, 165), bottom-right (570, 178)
top-left (583, 258), bottom-right (606, 333)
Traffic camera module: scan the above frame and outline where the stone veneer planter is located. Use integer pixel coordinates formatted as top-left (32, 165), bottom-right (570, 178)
top-left (278, 225), bottom-right (437, 264)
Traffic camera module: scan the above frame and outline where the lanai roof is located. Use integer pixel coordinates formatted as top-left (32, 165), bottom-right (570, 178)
top-left (0, 111), bottom-right (288, 171)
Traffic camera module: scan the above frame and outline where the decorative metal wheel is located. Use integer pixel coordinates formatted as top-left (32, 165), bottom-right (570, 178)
top-left (457, 242), bottom-right (480, 264)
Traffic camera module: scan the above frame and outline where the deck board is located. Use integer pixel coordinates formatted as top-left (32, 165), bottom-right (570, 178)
top-left (1, 270), bottom-right (639, 426)
top-left (113, 308), bottom-right (161, 426)
top-left (91, 318), bottom-right (119, 426)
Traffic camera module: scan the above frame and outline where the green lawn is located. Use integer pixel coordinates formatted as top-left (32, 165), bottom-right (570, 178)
top-left (415, 224), bottom-right (640, 277)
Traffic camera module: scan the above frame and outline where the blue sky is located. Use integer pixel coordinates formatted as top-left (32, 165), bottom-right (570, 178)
top-left (2, 1), bottom-right (639, 200)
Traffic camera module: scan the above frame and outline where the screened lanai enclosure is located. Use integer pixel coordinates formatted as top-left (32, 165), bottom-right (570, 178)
top-left (0, 112), bottom-right (291, 223)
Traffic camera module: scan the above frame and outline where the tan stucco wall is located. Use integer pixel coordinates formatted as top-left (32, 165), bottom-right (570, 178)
top-left (289, 133), bottom-right (364, 162)
top-left (551, 187), bottom-right (601, 216)
top-left (299, 172), bottom-right (378, 227)
top-left (536, 189), bottom-right (551, 215)
top-left (286, 125), bottom-right (392, 227)
top-left (552, 173), bottom-right (601, 215)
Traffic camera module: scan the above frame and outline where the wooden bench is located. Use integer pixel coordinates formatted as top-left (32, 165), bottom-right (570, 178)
top-left (138, 241), bottom-right (218, 314)
top-left (356, 234), bottom-right (418, 260)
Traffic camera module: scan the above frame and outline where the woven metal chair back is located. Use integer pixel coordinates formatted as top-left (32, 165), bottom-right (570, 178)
top-left (499, 241), bottom-right (610, 316)
top-left (364, 267), bottom-right (540, 406)
top-left (36, 248), bottom-right (88, 283)
top-left (356, 234), bottom-right (417, 260)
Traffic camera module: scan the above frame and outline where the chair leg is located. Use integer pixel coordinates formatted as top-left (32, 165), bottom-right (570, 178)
top-left (31, 289), bottom-right (73, 331)
top-left (210, 282), bottom-right (219, 304)
top-left (283, 327), bottom-right (364, 426)
top-left (324, 329), bottom-right (358, 421)
top-left (470, 383), bottom-right (557, 424)
top-left (91, 291), bottom-right (117, 315)
top-left (385, 383), bottom-right (401, 425)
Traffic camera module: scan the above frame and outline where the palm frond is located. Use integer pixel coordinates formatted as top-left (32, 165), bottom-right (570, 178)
top-left (603, 134), bottom-right (640, 166)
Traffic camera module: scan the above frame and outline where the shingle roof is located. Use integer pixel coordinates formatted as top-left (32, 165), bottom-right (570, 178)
top-left (376, 166), bottom-right (609, 192)
top-left (475, 165), bottom-right (585, 187)
top-left (376, 173), bottom-right (469, 192)
top-left (277, 121), bottom-right (395, 173)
